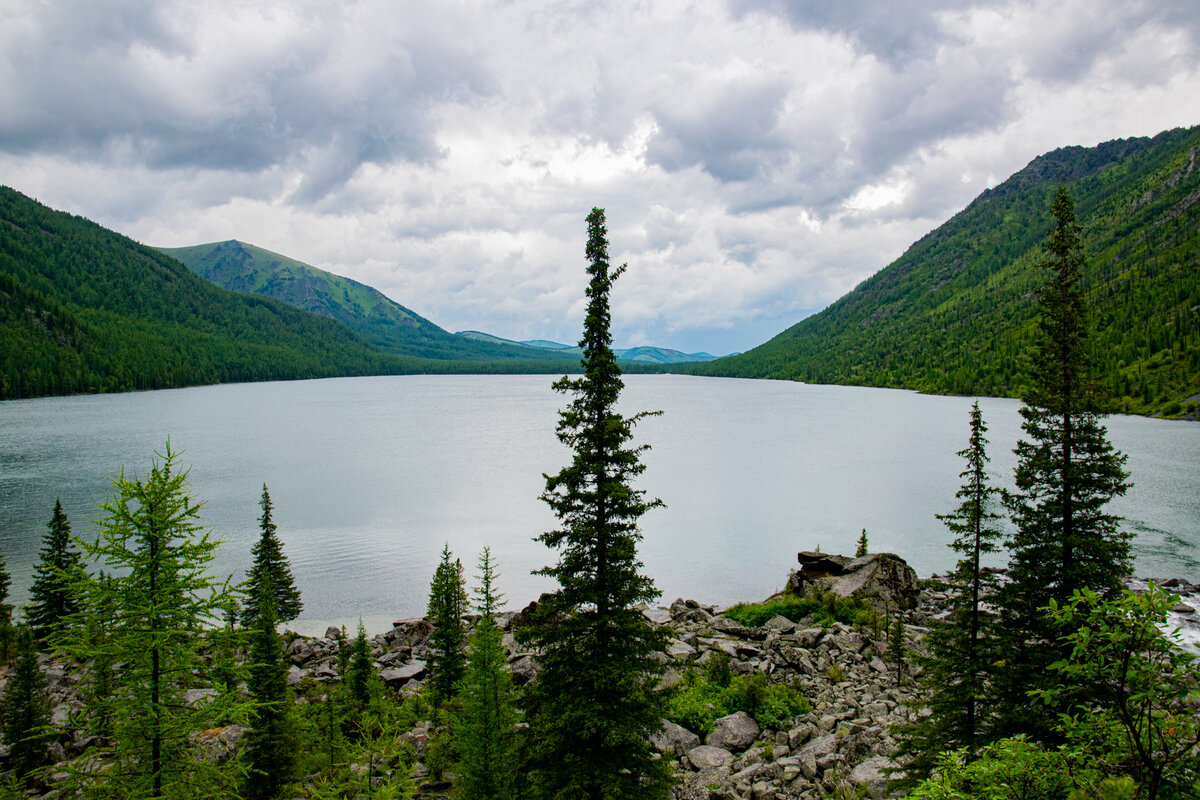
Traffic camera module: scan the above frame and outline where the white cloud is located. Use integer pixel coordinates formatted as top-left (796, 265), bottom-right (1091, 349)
top-left (1, 0), bottom-right (1197, 354)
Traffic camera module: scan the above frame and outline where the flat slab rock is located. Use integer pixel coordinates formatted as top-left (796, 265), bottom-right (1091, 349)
top-left (687, 744), bottom-right (733, 770)
top-left (705, 711), bottom-right (760, 752)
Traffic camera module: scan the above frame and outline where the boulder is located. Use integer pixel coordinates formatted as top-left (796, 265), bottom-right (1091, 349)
top-left (849, 755), bottom-right (898, 799)
top-left (387, 618), bottom-right (434, 647)
top-left (651, 719), bottom-right (701, 755)
top-left (788, 551), bottom-right (920, 610)
top-left (706, 711), bottom-right (760, 751)
top-left (688, 744), bottom-right (733, 770)
top-left (380, 660), bottom-right (427, 687)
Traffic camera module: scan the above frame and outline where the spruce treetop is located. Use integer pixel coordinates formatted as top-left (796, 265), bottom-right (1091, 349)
top-left (28, 498), bottom-right (85, 642)
top-left (244, 484), bottom-right (302, 626)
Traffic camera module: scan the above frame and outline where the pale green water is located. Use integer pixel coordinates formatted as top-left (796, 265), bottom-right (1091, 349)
top-left (1, 374), bottom-right (1197, 634)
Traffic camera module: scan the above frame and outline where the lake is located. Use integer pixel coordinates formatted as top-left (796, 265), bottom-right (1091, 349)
top-left (1, 374), bottom-right (1197, 635)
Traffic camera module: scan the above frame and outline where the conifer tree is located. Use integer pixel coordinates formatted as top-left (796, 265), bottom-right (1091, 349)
top-left (346, 619), bottom-right (373, 711)
top-left (521, 208), bottom-right (670, 800)
top-left (28, 499), bottom-right (85, 643)
top-left (855, 529), bottom-right (869, 558)
top-left (0, 623), bottom-right (51, 781)
top-left (997, 186), bottom-right (1132, 737)
top-left (243, 575), bottom-right (299, 800)
top-left (243, 484), bottom-right (302, 626)
top-left (426, 544), bottom-right (468, 707)
top-left (457, 548), bottom-right (517, 800)
top-left (65, 443), bottom-right (241, 799)
top-left (0, 550), bottom-right (11, 663)
top-left (894, 401), bottom-right (1004, 782)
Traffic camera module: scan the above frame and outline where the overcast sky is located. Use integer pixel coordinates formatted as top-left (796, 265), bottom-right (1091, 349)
top-left (2, 0), bottom-right (1197, 354)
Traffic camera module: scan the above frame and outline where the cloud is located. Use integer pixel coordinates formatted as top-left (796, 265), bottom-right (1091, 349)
top-left (1, 0), bottom-right (1198, 355)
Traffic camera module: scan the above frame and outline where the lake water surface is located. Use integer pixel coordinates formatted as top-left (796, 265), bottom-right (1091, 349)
top-left (1, 374), bottom-right (1197, 634)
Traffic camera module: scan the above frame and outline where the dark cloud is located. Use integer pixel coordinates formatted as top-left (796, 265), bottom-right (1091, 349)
top-left (0, 1), bottom-right (492, 201)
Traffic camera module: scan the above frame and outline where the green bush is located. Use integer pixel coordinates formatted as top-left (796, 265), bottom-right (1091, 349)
top-left (723, 590), bottom-right (872, 629)
top-left (666, 669), bottom-right (810, 735)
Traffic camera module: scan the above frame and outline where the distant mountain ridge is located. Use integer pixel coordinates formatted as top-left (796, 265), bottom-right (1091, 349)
top-left (159, 240), bottom-right (574, 364)
top-left (694, 126), bottom-right (1200, 416)
top-left (455, 330), bottom-right (718, 364)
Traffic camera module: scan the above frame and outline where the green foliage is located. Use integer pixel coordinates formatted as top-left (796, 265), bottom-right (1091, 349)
top-left (666, 669), bottom-right (810, 735)
top-left (907, 738), bottom-right (1100, 799)
top-left (426, 544), bottom-right (468, 708)
top-left (346, 620), bottom-right (373, 711)
top-left (62, 443), bottom-right (244, 799)
top-left (243, 484), bottom-right (303, 626)
top-left (521, 208), bottom-right (671, 800)
top-left (244, 575), bottom-right (300, 800)
top-left (887, 614), bottom-right (908, 687)
top-left (0, 549), bottom-right (10, 663)
top-left (456, 548), bottom-right (518, 800)
top-left (0, 623), bottom-right (52, 780)
top-left (694, 126), bottom-right (1200, 416)
top-left (1037, 585), bottom-right (1200, 800)
top-left (26, 499), bottom-right (85, 643)
top-left (723, 590), bottom-right (872, 629)
top-left (997, 187), bottom-right (1133, 740)
top-left (855, 529), bottom-right (869, 557)
top-left (894, 402), bottom-right (1005, 782)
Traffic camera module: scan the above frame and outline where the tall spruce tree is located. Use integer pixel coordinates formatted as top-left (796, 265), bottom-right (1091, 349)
top-left (0, 549), bottom-right (11, 663)
top-left (0, 623), bottom-right (52, 781)
top-left (521, 208), bottom-right (670, 800)
top-left (457, 548), bottom-right (517, 800)
top-left (243, 484), bottom-right (302, 627)
top-left (243, 574), bottom-right (299, 800)
top-left (426, 544), bottom-right (468, 707)
top-left (28, 499), bottom-right (85, 643)
top-left (65, 444), bottom-right (241, 799)
top-left (996, 186), bottom-right (1132, 737)
top-left (894, 401), bottom-right (1004, 782)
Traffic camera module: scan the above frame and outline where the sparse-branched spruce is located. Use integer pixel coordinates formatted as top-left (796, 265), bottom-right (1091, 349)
top-left (521, 208), bottom-right (671, 800)
top-left (243, 484), bottom-right (302, 626)
top-left (997, 186), bottom-right (1132, 738)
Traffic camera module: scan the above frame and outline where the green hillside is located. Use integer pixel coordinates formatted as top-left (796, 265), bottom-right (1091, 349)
top-left (695, 126), bottom-right (1200, 416)
top-left (159, 240), bottom-right (575, 364)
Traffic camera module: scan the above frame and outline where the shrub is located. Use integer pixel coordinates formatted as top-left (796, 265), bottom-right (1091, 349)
top-left (666, 670), bottom-right (810, 735)
top-left (723, 590), bottom-right (871, 629)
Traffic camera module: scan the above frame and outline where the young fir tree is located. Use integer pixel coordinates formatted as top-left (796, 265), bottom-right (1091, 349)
top-left (243, 484), bottom-right (302, 626)
top-left (457, 548), bottom-right (517, 800)
top-left (996, 186), bottom-right (1132, 738)
top-left (0, 623), bottom-right (52, 781)
top-left (345, 619), bottom-right (373, 712)
top-left (520, 208), bottom-right (671, 800)
top-left (855, 529), bottom-right (869, 558)
top-left (893, 402), bottom-right (1004, 783)
top-left (65, 444), bottom-right (242, 799)
top-left (243, 575), bottom-right (299, 800)
top-left (426, 544), bottom-right (468, 707)
top-left (28, 499), bottom-right (85, 643)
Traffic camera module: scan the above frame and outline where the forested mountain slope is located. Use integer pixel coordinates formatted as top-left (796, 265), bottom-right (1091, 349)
top-left (0, 188), bottom-right (431, 399)
top-left (160, 240), bottom-right (574, 364)
top-left (696, 126), bottom-right (1200, 416)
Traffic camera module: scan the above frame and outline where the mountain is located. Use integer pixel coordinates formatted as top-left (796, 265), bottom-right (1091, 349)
top-left (159, 240), bottom-right (574, 364)
top-left (694, 126), bottom-right (1200, 416)
top-left (455, 330), bottom-right (718, 364)
top-left (0, 187), bottom-right (435, 399)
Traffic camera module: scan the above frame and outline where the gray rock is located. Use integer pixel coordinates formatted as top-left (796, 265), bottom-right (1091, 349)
top-left (184, 688), bottom-right (218, 707)
top-left (643, 606), bottom-right (672, 624)
top-left (688, 745), bottom-right (733, 770)
top-left (666, 638), bottom-right (697, 659)
top-left (380, 660), bottom-right (427, 686)
top-left (798, 733), bottom-right (837, 762)
top-left (763, 614), bottom-right (796, 633)
top-left (508, 653), bottom-right (539, 685)
top-left (706, 711), bottom-right (760, 751)
top-left (850, 755), bottom-right (898, 798)
top-left (651, 719), bottom-right (701, 755)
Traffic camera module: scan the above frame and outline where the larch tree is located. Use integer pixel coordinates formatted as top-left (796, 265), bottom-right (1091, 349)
top-left (894, 401), bottom-right (1005, 782)
top-left (28, 498), bottom-right (85, 643)
top-left (65, 443), bottom-right (241, 799)
top-left (243, 484), bottom-right (302, 627)
top-left (520, 207), bottom-right (670, 800)
top-left (996, 186), bottom-right (1132, 738)
top-left (426, 544), bottom-right (468, 708)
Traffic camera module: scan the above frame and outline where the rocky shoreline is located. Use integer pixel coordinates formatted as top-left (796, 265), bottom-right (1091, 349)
top-left (9, 553), bottom-right (1200, 799)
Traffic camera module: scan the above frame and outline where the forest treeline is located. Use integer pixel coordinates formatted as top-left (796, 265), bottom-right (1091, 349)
top-left (0, 187), bottom-right (584, 400)
top-left (692, 126), bottom-right (1200, 417)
